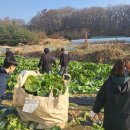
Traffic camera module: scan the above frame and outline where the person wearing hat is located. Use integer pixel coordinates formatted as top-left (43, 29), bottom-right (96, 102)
top-left (59, 48), bottom-right (70, 76)
top-left (38, 48), bottom-right (56, 74)
top-left (4, 48), bottom-right (15, 66)
top-left (5, 48), bottom-right (14, 58)
top-left (0, 57), bottom-right (18, 104)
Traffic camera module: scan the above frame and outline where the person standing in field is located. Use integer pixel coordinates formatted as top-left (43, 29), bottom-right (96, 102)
top-left (4, 48), bottom-right (15, 65)
top-left (5, 48), bottom-right (14, 58)
top-left (38, 48), bottom-right (56, 74)
top-left (59, 48), bottom-right (70, 76)
top-left (90, 59), bottom-right (130, 130)
top-left (0, 57), bottom-right (18, 104)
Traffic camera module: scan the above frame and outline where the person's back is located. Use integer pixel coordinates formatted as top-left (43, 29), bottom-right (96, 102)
top-left (92, 59), bottom-right (130, 130)
top-left (38, 48), bottom-right (56, 74)
top-left (60, 52), bottom-right (70, 67)
top-left (5, 50), bottom-right (14, 58)
top-left (41, 53), bottom-right (55, 71)
top-left (59, 48), bottom-right (70, 76)
top-left (4, 50), bottom-right (14, 66)
top-left (97, 76), bottom-right (130, 130)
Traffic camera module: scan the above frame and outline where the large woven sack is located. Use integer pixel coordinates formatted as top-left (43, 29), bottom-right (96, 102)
top-left (13, 70), bottom-right (69, 129)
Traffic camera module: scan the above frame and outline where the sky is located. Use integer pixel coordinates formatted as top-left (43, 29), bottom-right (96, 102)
top-left (0, 0), bottom-right (130, 23)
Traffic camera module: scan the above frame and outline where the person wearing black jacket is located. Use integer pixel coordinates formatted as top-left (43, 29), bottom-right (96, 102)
top-left (5, 48), bottom-right (14, 58)
top-left (38, 48), bottom-right (56, 74)
top-left (4, 48), bottom-right (15, 67)
top-left (59, 48), bottom-right (70, 76)
top-left (0, 57), bottom-right (18, 103)
top-left (91, 59), bottom-right (130, 130)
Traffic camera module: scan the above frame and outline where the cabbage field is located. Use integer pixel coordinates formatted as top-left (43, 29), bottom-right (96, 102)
top-left (0, 56), bottom-right (111, 94)
top-left (0, 56), bottom-right (112, 130)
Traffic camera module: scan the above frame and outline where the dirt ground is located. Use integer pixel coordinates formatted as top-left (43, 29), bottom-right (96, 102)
top-left (2, 100), bottom-right (102, 130)
top-left (0, 38), bottom-right (70, 56)
top-left (1, 39), bottom-right (130, 62)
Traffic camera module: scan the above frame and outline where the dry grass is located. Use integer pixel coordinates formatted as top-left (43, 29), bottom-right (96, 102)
top-left (1, 39), bottom-right (130, 63)
top-left (0, 38), bottom-right (69, 57)
top-left (19, 42), bottom-right (129, 62)
top-left (39, 37), bottom-right (69, 46)
top-left (2, 100), bottom-right (13, 106)
top-left (77, 43), bottom-right (123, 52)
top-left (73, 43), bottom-right (128, 63)
top-left (63, 126), bottom-right (92, 130)
top-left (89, 48), bottom-right (124, 63)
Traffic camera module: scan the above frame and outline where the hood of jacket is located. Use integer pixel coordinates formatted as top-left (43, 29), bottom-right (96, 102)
top-left (111, 75), bottom-right (130, 93)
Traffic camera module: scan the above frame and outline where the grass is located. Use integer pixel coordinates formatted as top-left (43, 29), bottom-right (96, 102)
top-left (0, 38), bottom-right (70, 57)
top-left (63, 126), bottom-right (92, 130)
top-left (71, 42), bottom-right (130, 63)
top-left (1, 39), bottom-right (130, 62)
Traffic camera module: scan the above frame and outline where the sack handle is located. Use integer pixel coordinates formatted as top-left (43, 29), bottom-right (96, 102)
top-left (63, 74), bottom-right (71, 86)
top-left (49, 85), bottom-right (68, 98)
top-left (48, 73), bottom-right (70, 98)
top-left (49, 87), bottom-right (62, 98)
top-left (18, 70), bottom-right (38, 87)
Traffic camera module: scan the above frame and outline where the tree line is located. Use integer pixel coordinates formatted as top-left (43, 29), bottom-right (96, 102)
top-left (28, 4), bottom-right (130, 39)
top-left (0, 17), bottom-right (39, 45)
top-left (0, 4), bottom-right (130, 45)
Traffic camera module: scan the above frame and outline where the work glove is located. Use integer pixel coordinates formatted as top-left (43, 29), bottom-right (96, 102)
top-left (58, 65), bottom-right (61, 71)
top-left (90, 111), bottom-right (97, 121)
top-left (36, 68), bottom-right (40, 74)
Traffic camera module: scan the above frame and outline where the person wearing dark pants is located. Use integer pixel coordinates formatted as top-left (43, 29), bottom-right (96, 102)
top-left (38, 48), bottom-right (56, 74)
top-left (90, 59), bottom-right (130, 130)
top-left (0, 57), bottom-right (18, 104)
top-left (59, 48), bottom-right (70, 76)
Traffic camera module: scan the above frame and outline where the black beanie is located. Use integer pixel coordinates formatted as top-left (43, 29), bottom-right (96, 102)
top-left (44, 48), bottom-right (49, 53)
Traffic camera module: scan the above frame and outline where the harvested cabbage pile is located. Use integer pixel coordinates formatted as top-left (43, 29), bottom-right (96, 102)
top-left (24, 73), bottom-right (66, 97)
